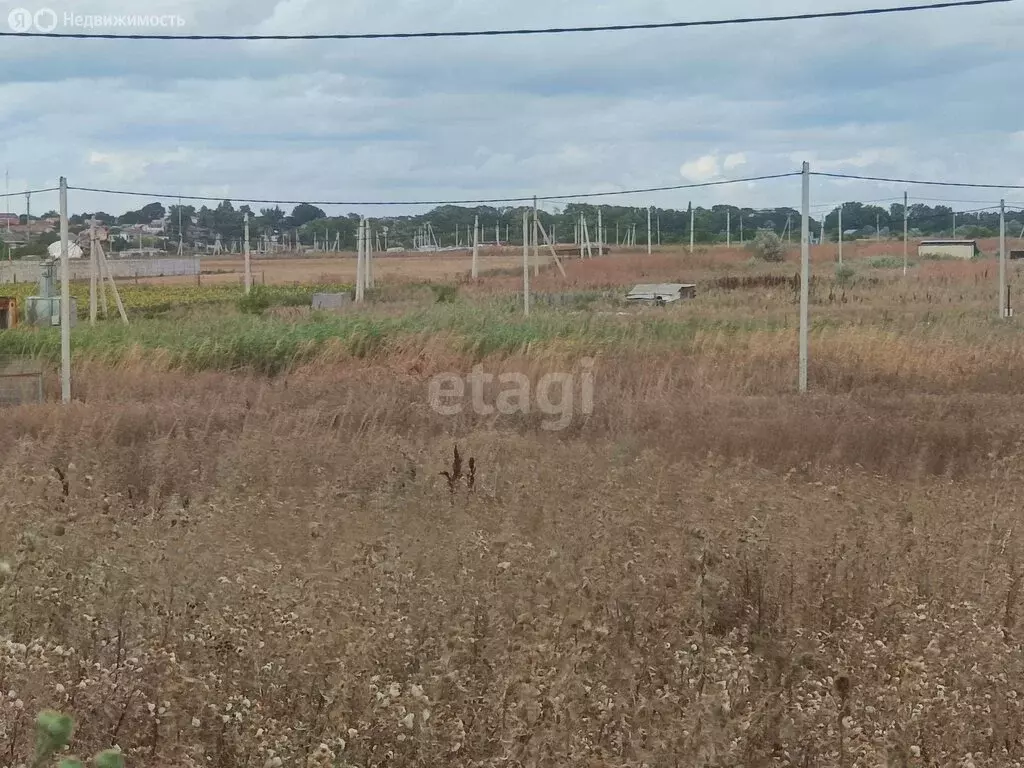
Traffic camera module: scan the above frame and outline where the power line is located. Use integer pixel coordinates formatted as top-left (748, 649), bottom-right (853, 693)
top-left (812, 171), bottom-right (1024, 190)
top-left (50, 170), bottom-right (1024, 213)
top-left (811, 196), bottom-right (904, 210)
top-left (911, 195), bottom-right (1015, 205)
top-left (67, 173), bottom-right (800, 208)
top-left (0, 186), bottom-right (60, 198)
top-left (0, 0), bottom-right (1010, 40)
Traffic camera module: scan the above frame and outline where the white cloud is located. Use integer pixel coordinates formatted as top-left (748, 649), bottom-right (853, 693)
top-left (817, 148), bottom-right (904, 171)
top-left (87, 148), bottom-right (193, 184)
top-left (680, 155), bottom-right (721, 183)
top-left (723, 153), bottom-right (747, 171)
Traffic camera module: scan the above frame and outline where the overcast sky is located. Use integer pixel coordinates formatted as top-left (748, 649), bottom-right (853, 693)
top-left (1, 0), bottom-right (1022, 218)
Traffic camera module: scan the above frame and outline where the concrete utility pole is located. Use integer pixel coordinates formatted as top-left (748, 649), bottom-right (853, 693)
top-left (177, 197), bottom-right (184, 256)
top-left (59, 177), bottom-right (71, 404)
top-left (597, 208), bottom-right (603, 256)
top-left (522, 211), bottom-right (530, 317)
top-left (243, 211), bottom-right (252, 293)
top-left (727, 209), bottom-right (731, 247)
top-left (647, 206), bottom-right (652, 255)
top-left (953, 211), bottom-right (957, 239)
top-left (903, 191), bottom-right (909, 277)
top-left (356, 218), bottom-right (365, 302)
top-left (472, 214), bottom-right (479, 279)
top-left (838, 204), bottom-right (843, 266)
top-left (689, 205), bottom-right (695, 253)
top-left (579, 214), bottom-right (585, 258)
top-left (799, 162), bottom-right (810, 394)
top-left (532, 196), bottom-right (539, 277)
top-left (366, 220), bottom-right (374, 289)
top-left (1000, 199), bottom-right (1007, 319)
top-left (89, 220), bottom-right (98, 325)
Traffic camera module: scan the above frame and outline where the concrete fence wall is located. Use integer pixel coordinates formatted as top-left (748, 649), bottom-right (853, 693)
top-left (0, 257), bottom-right (201, 285)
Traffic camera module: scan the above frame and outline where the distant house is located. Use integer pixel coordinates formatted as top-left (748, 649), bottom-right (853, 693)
top-left (142, 218), bottom-right (167, 235)
top-left (119, 223), bottom-right (164, 238)
top-left (0, 232), bottom-right (28, 246)
top-left (0, 213), bottom-right (19, 226)
top-left (5, 220), bottom-right (55, 236)
top-left (116, 247), bottom-right (165, 259)
top-left (917, 240), bottom-right (979, 260)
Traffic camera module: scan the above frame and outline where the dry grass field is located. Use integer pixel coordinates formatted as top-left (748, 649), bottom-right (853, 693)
top-left (144, 249), bottom-right (529, 286)
top-left (3, 239), bottom-right (1024, 767)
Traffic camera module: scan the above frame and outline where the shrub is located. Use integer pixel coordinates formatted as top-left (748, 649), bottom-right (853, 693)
top-left (32, 710), bottom-right (124, 768)
top-left (749, 231), bottom-right (785, 263)
top-left (429, 283), bottom-right (459, 304)
top-left (835, 264), bottom-right (856, 286)
top-left (236, 284), bottom-right (272, 315)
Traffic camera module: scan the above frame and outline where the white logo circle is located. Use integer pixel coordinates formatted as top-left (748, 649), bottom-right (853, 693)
top-left (33, 8), bottom-right (58, 32)
top-left (7, 7), bottom-right (34, 32)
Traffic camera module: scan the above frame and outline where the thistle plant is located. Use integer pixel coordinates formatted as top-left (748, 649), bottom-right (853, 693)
top-left (32, 710), bottom-right (125, 768)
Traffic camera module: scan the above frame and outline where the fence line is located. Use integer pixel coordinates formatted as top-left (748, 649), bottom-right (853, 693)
top-left (0, 257), bottom-right (200, 285)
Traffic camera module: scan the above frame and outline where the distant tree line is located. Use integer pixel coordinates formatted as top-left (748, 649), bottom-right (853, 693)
top-left (3, 198), bottom-right (1019, 257)
top-left (819, 201), bottom-right (1021, 241)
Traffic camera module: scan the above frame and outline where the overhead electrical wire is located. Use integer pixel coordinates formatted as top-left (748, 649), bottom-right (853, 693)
top-left (0, 186), bottom-right (60, 198)
top-left (27, 170), bottom-right (1024, 213)
top-left (811, 196), bottom-right (904, 211)
top-left (812, 171), bottom-right (1024, 190)
top-left (909, 195), bottom-right (1019, 205)
top-left (0, 0), bottom-right (1010, 40)
top-left (66, 173), bottom-right (801, 208)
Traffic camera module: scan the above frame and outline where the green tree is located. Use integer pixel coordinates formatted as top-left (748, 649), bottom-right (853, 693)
top-left (287, 203), bottom-right (327, 228)
top-left (118, 202), bottom-right (165, 226)
top-left (166, 204), bottom-right (196, 244)
top-left (260, 206), bottom-right (287, 231)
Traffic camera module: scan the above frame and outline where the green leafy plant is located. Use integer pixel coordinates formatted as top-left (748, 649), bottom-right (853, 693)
top-left (835, 264), bottom-right (856, 286)
top-left (868, 256), bottom-right (912, 269)
top-left (748, 231), bottom-right (785, 263)
top-left (32, 710), bottom-right (124, 768)
top-left (236, 284), bottom-right (273, 315)
top-left (429, 283), bottom-right (459, 304)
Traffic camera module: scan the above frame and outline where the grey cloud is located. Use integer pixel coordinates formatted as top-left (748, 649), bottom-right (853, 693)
top-left (0, 0), bottom-right (1020, 215)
